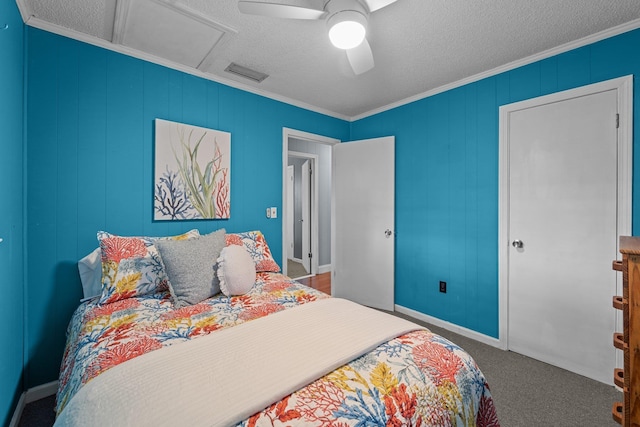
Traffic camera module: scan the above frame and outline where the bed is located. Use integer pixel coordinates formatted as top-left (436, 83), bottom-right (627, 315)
top-left (55, 229), bottom-right (500, 426)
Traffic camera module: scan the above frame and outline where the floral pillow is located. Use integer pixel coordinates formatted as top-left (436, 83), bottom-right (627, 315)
top-left (97, 229), bottom-right (200, 305)
top-left (225, 230), bottom-right (280, 272)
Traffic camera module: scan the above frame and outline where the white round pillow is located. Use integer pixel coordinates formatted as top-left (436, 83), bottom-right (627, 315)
top-left (217, 245), bottom-right (257, 296)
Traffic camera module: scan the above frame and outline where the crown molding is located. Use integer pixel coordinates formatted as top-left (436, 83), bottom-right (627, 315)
top-left (351, 18), bottom-right (640, 122)
top-left (16, 6), bottom-right (640, 123)
top-left (21, 16), bottom-right (351, 122)
top-left (15, 0), bottom-right (33, 23)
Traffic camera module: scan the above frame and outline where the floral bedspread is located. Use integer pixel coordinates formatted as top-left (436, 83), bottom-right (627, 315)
top-left (56, 272), bottom-right (500, 426)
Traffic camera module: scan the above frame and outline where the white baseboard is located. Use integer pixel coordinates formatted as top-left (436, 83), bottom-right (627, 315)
top-left (25, 380), bottom-right (58, 403)
top-left (8, 392), bottom-right (25, 427)
top-left (9, 380), bottom-right (58, 427)
top-left (288, 258), bottom-right (331, 275)
top-left (394, 305), bottom-right (502, 348)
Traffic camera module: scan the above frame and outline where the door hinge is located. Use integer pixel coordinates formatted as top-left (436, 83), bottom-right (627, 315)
top-left (616, 113), bottom-right (620, 129)
top-left (308, 252), bottom-right (312, 258)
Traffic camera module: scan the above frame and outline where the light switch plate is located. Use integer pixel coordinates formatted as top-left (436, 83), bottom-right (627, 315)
top-left (266, 208), bottom-right (271, 218)
top-left (270, 207), bottom-right (277, 218)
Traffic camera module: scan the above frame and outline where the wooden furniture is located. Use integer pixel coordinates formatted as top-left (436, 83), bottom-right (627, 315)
top-left (612, 236), bottom-right (640, 426)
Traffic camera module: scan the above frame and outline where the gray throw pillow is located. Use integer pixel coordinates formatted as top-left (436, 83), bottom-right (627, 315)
top-left (155, 229), bottom-right (226, 307)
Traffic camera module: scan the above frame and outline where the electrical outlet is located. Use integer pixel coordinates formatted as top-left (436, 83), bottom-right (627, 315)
top-left (266, 208), bottom-right (271, 218)
top-left (439, 281), bottom-right (447, 293)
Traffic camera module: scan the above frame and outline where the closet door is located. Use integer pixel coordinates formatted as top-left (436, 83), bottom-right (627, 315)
top-left (505, 87), bottom-right (618, 384)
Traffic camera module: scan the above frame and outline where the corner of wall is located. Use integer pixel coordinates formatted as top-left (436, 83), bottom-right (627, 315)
top-left (0, 0), bottom-right (27, 425)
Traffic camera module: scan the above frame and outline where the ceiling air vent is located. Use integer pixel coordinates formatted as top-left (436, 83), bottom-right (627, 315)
top-left (224, 63), bottom-right (269, 83)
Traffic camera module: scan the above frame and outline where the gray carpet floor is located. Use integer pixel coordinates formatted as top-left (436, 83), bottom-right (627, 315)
top-left (19, 312), bottom-right (622, 426)
top-left (17, 395), bottom-right (55, 427)
top-left (287, 258), bottom-right (309, 279)
top-left (392, 311), bottom-right (621, 427)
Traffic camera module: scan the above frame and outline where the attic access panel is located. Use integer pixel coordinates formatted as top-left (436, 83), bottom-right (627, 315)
top-left (113, 0), bottom-right (236, 69)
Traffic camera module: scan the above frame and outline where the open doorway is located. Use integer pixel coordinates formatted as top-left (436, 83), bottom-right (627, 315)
top-left (287, 153), bottom-right (316, 279)
top-left (282, 128), bottom-right (339, 279)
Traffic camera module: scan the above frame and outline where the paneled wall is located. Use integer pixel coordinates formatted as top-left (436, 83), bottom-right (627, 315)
top-left (351, 28), bottom-right (640, 338)
top-left (0, 1), bottom-right (24, 425)
top-left (15, 16), bottom-right (640, 398)
top-left (25, 27), bottom-right (349, 387)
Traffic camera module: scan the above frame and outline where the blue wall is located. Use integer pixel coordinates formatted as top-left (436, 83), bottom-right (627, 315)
top-left (0, 1), bottom-right (24, 425)
top-left (351, 28), bottom-right (640, 338)
top-left (10, 13), bottom-right (640, 408)
top-left (24, 28), bottom-right (350, 387)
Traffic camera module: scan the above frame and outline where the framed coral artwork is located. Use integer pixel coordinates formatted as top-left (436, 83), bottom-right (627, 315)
top-left (154, 119), bottom-right (230, 220)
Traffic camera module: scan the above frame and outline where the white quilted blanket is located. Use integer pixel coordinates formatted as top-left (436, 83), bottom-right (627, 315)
top-left (54, 298), bottom-right (421, 427)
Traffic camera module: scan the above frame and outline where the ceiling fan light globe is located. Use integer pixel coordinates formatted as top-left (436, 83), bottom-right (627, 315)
top-left (329, 21), bottom-right (365, 49)
top-left (327, 10), bottom-right (367, 50)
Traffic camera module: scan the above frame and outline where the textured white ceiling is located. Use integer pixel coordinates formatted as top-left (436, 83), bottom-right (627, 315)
top-left (18, 0), bottom-right (640, 119)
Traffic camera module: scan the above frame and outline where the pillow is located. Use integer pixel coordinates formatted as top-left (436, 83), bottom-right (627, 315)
top-left (96, 229), bottom-right (200, 244)
top-left (97, 229), bottom-right (200, 305)
top-left (155, 229), bottom-right (227, 307)
top-left (225, 230), bottom-right (280, 272)
top-left (78, 248), bottom-right (102, 300)
top-left (217, 245), bottom-right (256, 296)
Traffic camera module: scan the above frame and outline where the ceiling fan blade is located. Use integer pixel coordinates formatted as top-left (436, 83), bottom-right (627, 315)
top-left (346, 38), bottom-right (374, 75)
top-left (238, 1), bottom-right (326, 19)
top-left (362, 0), bottom-right (398, 13)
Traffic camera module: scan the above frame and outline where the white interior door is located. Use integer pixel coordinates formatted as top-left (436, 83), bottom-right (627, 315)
top-left (506, 88), bottom-right (619, 384)
top-left (301, 160), bottom-right (311, 274)
top-left (332, 136), bottom-right (394, 311)
top-left (286, 165), bottom-right (294, 260)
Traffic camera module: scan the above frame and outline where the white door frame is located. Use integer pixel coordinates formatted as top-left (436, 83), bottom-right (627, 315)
top-left (282, 128), bottom-right (340, 277)
top-left (301, 159), bottom-right (311, 274)
top-left (286, 165), bottom-right (294, 260)
top-left (498, 75), bottom-right (633, 350)
top-left (289, 153), bottom-right (317, 274)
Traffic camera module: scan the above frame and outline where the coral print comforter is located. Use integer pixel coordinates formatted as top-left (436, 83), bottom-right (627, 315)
top-left (56, 272), bottom-right (500, 426)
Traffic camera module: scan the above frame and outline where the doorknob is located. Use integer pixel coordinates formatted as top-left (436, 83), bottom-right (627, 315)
top-left (385, 229), bottom-right (393, 237)
top-left (512, 240), bottom-right (524, 248)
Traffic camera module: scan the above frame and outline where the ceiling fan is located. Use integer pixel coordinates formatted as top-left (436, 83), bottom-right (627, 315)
top-left (237, 0), bottom-right (399, 75)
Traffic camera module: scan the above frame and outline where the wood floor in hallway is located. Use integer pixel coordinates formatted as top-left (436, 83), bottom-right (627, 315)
top-left (296, 272), bottom-right (331, 295)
